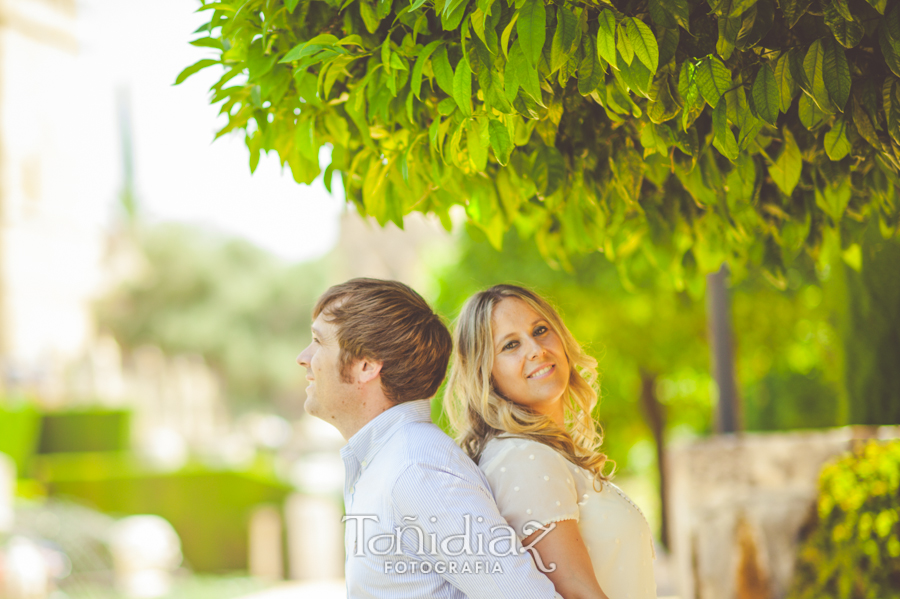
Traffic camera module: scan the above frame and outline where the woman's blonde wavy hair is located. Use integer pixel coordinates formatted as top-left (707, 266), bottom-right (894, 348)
top-left (446, 284), bottom-right (612, 485)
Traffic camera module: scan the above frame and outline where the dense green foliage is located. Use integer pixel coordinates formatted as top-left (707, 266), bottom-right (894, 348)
top-left (790, 439), bottom-right (900, 598)
top-left (98, 225), bottom-right (326, 409)
top-left (40, 460), bottom-right (292, 572)
top-left (0, 401), bottom-right (41, 474)
top-left (836, 229), bottom-right (900, 424)
top-left (37, 410), bottom-right (131, 454)
top-left (182, 0), bottom-right (900, 285)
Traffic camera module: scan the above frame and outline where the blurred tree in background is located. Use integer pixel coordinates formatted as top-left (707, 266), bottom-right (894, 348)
top-left (431, 224), bottom-right (846, 545)
top-left (97, 224), bottom-right (325, 411)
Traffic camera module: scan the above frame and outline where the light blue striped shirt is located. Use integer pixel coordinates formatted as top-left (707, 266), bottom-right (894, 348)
top-left (341, 399), bottom-right (562, 599)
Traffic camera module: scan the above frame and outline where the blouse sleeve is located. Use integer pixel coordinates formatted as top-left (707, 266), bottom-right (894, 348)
top-left (480, 439), bottom-right (580, 540)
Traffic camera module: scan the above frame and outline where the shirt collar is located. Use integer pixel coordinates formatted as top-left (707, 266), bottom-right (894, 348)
top-left (341, 399), bottom-right (433, 467)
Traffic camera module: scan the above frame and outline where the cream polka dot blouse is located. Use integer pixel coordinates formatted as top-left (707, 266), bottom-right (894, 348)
top-left (479, 437), bottom-right (657, 599)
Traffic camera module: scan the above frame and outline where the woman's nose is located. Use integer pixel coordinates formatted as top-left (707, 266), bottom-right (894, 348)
top-left (526, 339), bottom-right (544, 360)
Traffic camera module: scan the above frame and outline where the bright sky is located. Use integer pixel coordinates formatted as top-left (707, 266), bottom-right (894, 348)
top-left (76, 0), bottom-right (345, 262)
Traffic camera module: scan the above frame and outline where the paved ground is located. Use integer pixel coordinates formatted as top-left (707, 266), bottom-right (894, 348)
top-left (236, 580), bottom-right (345, 599)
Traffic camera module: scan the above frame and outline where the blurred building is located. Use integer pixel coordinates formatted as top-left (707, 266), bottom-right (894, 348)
top-left (0, 0), bottom-right (108, 399)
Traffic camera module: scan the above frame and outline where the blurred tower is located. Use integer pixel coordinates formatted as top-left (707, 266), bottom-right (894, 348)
top-left (0, 0), bottom-right (115, 403)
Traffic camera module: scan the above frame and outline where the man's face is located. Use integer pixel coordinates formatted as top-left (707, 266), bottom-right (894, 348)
top-left (296, 313), bottom-right (353, 423)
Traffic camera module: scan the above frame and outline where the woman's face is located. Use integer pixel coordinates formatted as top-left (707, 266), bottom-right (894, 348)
top-left (489, 297), bottom-right (570, 424)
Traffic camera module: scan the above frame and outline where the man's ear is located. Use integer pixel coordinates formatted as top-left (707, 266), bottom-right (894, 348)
top-left (356, 358), bottom-right (383, 385)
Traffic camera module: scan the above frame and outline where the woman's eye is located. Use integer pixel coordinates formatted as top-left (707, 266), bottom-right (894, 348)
top-left (534, 325), bottom-right (548, 336)
top-left (503, 340), bottom-right (519, 351)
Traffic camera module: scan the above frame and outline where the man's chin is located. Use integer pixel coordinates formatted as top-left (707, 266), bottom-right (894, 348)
top-left (303, 396), bottom-right (318, 417)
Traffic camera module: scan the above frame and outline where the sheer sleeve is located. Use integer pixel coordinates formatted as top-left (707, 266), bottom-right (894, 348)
top-left (480, 439), bottom-right (580, 540)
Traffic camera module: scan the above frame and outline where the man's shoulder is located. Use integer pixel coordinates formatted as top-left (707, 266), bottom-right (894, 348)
top-left (380, 421), bottom-right (489, 490)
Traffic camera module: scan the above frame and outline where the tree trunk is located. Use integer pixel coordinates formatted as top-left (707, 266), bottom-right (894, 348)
top-left (639, 370), bottom-right (668, 550)
top-left (706, 265), bottom-right (740, 434)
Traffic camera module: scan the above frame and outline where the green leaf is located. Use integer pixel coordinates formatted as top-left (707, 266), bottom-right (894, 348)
top-left (648, 0), bottom-right (677, 29)
top-left (712, 101), bottom-right (739, 160)
top-left (717, 16), bottom-right (741, 60)
top-left (617, 57), bottom-right (652, 98)
top-left (467, 118), bottom-right (489, 171)
top-left (658, 27), bottom-right (680, 67)
top-left (851, 96), bottom-right (882, 149)
top-left (534, 145), bottom-right (566, 197)
top-left (696, 55), bottom-right (732, 108)
top-left (679, 60), bottom-right (705, 130)
top-left (411, 41), bottom-right (442, 99)
top-left (432, 46), bottom-right (455, 95)
top-left (751, 63), bottom-right (780, 124)
top-left (799, 93), bottom-right (825, 129)
top-left (518, 0), bottom-right (547, 67)
top-left (822, 37), bottom-right (851, 110)
top-left (865, 0), bottom-right (886, 14)
top-left (824, 1), bottom-right (864, 48)
top-left (511, 40), bottom-right (543, 104)
top-left (647, 73), bottom-right (681, 123)
top-left (489, 118), bottom-right (512, 165)
top-left (803, 39), bottom-right (835, 113)
top-left (775, 51), bottom-right (797, 112)
top-left (360, 0), bottom-right (382, 33)
top-left (829, 0), bottom-right (852, 20)
top-left (884, 78), bottom-right (900, 145)
top-left (768, 126), bottom-right (802, 196)
top-left (453, 57), bottom-right (473, 117)
top-left (551, 6), bottom-right (579, 73)
top-left (174, 59), bottom-right (218, 85)
top-left (597, 10), bottom-right (618, 69)
top-left (501, 14), bottom-right (518, 57)
top-left (781, 0), bottom-right (812, 28)
top-left (824, 117), bottom-right (851, 160)
top-left (879, 12), bottom-right (900, 78)
top-left (616, 23), bottom-right (635, 66)
top-left (189, 37), bottom-right (223, 49)
top-left (410, 0), bottom-right (429, 9)
top-left (666, 0), bottom-right (691, 31)
top-left (285, 0), bottom-right (301, 13)
top-left (626, 18), bottom-right (659, 73)
top-left (295, 117), bottom-right (318, 162)
top-left (815, 174), bottom-right (851, 221)
top-left (442, 0), bottom-right (469, 30)
top-left (578, 35), bottom-right (605, 95)
top-left (376, 0), bottom-right (393, 19)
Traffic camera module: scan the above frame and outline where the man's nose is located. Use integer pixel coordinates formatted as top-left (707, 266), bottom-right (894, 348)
top-left (297, 346), bottom-right (311, 367)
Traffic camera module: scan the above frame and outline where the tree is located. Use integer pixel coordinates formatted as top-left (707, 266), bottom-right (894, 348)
top-left (97, 224), bottom-right (327, 411)
top-left (181, 0), bottom-right (899, 286)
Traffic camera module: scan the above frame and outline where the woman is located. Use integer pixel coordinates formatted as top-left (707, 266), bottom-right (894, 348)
top-left (447, 285), bottom-right (656, 599)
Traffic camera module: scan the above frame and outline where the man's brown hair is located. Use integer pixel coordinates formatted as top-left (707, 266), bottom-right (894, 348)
top-left (313, 278), bottom-right (452, 403)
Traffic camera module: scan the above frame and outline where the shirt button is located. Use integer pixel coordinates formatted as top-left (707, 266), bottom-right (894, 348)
top-left (349, 487), bottom-right (355, 493)
top-left (543, 476), bottom-right (550, 481)
top-left (529, 454), bottom-right (535, 460)
top-left (361, 460), bottom-right (367, 467)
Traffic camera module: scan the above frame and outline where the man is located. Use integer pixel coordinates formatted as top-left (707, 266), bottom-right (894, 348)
top-left (297, 278), bottom-right (561, 598)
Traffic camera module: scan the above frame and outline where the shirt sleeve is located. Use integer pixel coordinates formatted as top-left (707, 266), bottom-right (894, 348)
top-left (391, 462), bottom-right (563, 599)
top-left (481, 440), bottom-right (580, 540)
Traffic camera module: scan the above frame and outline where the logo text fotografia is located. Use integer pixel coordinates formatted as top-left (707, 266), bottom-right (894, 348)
top-left (342, 514), bottom-right (558, 574)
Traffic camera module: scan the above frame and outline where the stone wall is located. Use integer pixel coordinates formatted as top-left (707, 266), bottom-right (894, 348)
top-left (667, 426), bottom-right (900, 599)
